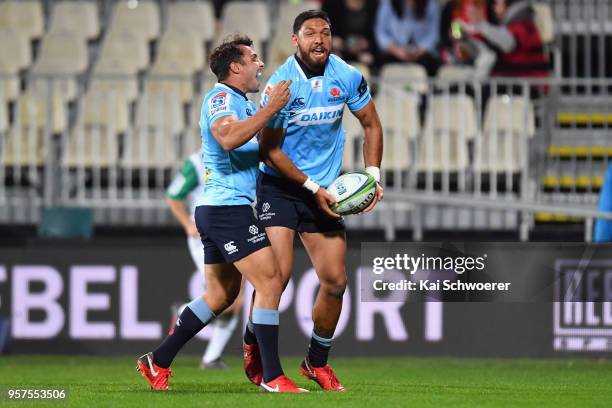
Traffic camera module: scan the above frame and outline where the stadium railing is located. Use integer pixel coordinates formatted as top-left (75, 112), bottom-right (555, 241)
top-left (550, 0), bottom-right (612, 80)
top-left (0, 73), bottom-right (611, 240)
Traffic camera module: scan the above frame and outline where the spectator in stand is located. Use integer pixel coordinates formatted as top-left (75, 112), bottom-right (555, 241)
top-left (322, 0), bottom-right (379, 68)
top-left (438, 0), bottom-right (489, 65)
top-left (374, 0), bottom-right (441, 76)
top-left (594, 163), bottom-right (612, 242)
top-left (461, 0), bottom-right (549, 79)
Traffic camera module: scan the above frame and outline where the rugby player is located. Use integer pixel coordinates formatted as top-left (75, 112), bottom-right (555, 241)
top-left (166, 151), bottom-right (243, 369)
top-left (137, 35), bottom-right (305, 393)
top-left (243, 10), bottom-right (384, 391)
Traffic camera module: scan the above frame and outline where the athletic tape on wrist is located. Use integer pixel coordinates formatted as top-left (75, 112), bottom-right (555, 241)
top-left (302, 177), bottom-right (320, 194)
top-left (365, 166), bottom-right (381, 183)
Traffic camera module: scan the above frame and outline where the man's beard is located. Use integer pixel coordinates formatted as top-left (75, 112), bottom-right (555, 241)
top-left (297, 44), bottom-right (328, 70)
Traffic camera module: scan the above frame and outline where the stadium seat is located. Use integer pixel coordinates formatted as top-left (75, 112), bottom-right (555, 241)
top-left (2, 93), bottom-right (66, 166)
top-left (98, 28), bottom-right (149, 72)
top-left (49, 1), bottom-right (100, 40)
top-left (0, 28), bottom-right (32, 103)
top-left (267, 34), bottom-right (296, 71)
top-left (416, 95), bottom-right (477, 172)
top-left (375, 90), bottom-right (420, 171)
top-left (267, 1), bottom-right (320, 68)
top-left (475, 96), bottom-right (535, 173)
top-left (90, 62), bottom-right (139, 103)
top-left (155, 28), bottom-right (205, 75)
top-left (0, 0), bottom-right (44, 41)
top-left (380, 63), bottom-right (428, 94)
top-left (146, 70), bottom-right (193, 105)
top-left (0, 62), bottom-right (21, 102)
top-left (15, 92), bottom-right (66, 133)
top-left (0, 27), bottom-right (32, 71)
top-left (184, 95), bottom-right (204, 155)
top-left (121, 90), bottom-right (183, 168)
top-left (167, 2), bottom-right (215, 43)
top-left (436, 64), bottom-right (475, 82)
top-left (342, 107), bottom-right (363, 171)
top-left (121, 128), bottom-right (179, 169)
top-left (136, 88), bottom-right (184, 135)
top-left (62, 91), bottom-right (125, 168)
top-left (532, 2), bottom-right (555, 44)
top-left (30, 31), bottom-right (89, 102)
top-left (34, 31), bottom-right (89, 72)
top-left (82, 88), bottom-right (130, 133)
top-left (220, 2), bottom-right (270, 42)
top-left (111, 0), bottom-right (160, 41)
top-left (0, 93), bottom-right (7, 134)
top-left (277, 1), bottom-right (321, 33)
top-left (483, 96), bottom-right (535, 138)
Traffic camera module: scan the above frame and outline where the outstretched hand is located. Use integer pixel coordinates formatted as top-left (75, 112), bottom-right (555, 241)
top-left (267, 80), bottom-right (292, 113)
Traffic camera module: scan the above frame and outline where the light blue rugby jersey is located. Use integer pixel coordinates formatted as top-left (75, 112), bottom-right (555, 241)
top-left (260, 54), bottom-right (371, 188)
top-left (197, 83), bottom-right (259, 206)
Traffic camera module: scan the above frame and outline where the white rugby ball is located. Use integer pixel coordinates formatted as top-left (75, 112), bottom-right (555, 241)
top-left (327, 171), bottom-right (377, 215)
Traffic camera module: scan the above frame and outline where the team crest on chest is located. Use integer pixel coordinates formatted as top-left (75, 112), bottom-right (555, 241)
top-left (328, 86), bottom-right (344, 103)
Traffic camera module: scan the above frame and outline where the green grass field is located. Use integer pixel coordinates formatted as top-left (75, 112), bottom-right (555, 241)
top-left (0, 355), bottom-right (611, 407)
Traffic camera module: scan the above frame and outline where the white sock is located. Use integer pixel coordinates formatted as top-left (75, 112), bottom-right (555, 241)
top-left (202, 314), bottom-right (239, 364)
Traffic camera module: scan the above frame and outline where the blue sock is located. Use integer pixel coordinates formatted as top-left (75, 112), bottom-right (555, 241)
top-left (153, 297), bottom-right (215, 368)
top-left (252, 307), bottom-right (283, 382)
top-left (307, 331), bottom-right (333, 368)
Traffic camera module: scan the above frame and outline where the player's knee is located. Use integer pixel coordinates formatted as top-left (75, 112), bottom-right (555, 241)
top-left (320, 273), bottom-right (347, 299)
top-left (253, 265), bottom-right (283, 298)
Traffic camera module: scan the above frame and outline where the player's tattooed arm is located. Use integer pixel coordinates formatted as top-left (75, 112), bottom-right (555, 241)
top-left (210, 80), bottom-right (291, 151)
top-left (259, 128), bottom-right (340, 219)
top-left (353, 100), bottom-right (384, 213)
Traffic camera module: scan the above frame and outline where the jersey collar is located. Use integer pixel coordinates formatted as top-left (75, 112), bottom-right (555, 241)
top-left (293, 54), bottom-right (326, 80)
top-left (217, 82), bottom-right (248, 100)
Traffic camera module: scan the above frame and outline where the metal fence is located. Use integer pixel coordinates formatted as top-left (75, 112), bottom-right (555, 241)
top-left (549, 0), bottom-right (612, 79)
top-left (1, 74), bottom-right (611, 239)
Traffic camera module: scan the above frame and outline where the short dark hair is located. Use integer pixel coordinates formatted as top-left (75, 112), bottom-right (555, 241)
top-left (292, 9), bottom-right (331, 34)
top-left (209, 34), bottom-right (253, 81)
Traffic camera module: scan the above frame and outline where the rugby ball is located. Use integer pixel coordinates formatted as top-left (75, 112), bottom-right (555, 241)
top-left (327, 171), bottom-right (377, 215)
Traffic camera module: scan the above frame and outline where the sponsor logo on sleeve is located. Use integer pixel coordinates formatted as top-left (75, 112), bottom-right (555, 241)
top-left (358, 76), bottom-right (368, 97)
top-left (208, 92), bottom-right (230, 116)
